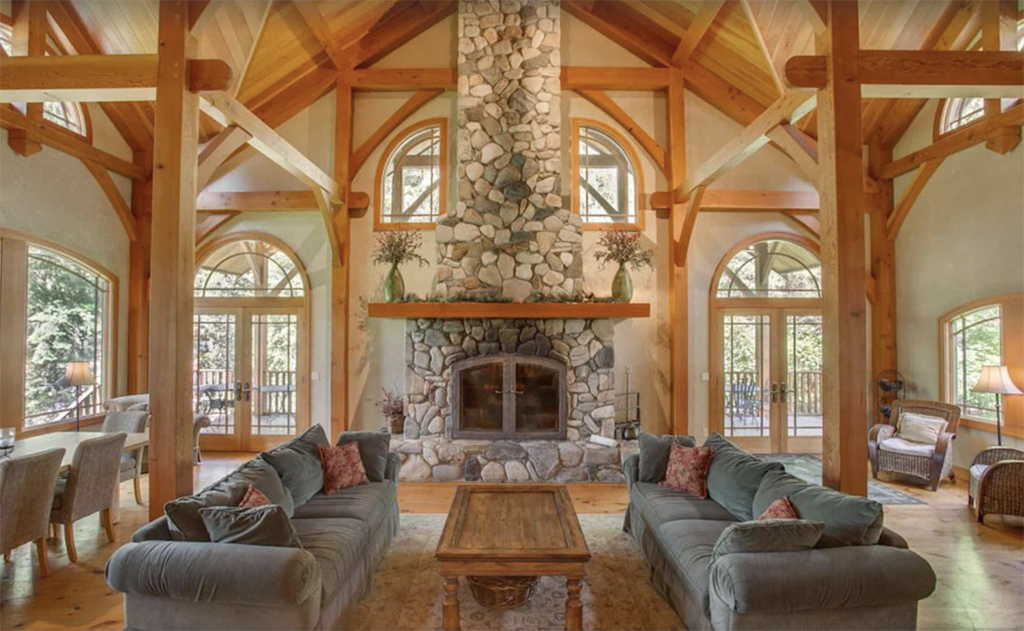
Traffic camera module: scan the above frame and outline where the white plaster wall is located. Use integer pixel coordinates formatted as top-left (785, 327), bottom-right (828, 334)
top-left (894, 100), bottom-right (1024, 467)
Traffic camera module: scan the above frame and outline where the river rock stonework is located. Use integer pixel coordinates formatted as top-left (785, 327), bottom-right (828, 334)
top-left (394, 317), bottom-right (631, 482)
top-left (438, 0), bottom-right (582, 301)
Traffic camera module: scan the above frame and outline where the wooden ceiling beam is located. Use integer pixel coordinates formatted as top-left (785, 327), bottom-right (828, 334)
top-left (199, 93), bottom-right (340, 202)
top-left (562, 0), bottom-right (674, 67)
top-left (197, 125), bottom-right (252, 190)
top-left (651, 189), bottom-right (820, 213)
top-left (0, 55), bottom-right (233, 103)
top-left (80, 159), bottom-right (137, 241)
top-left (345, 1), bottom-right (457, 69)
top-left (767, 123), bottom-right (819, 186)
top-left (575, 89), bottom-right (667, 175)
top-left (738, 0), bottom-right (784, 97)
top-left (189, 0), bottom-right (223, 36)
top-left (196, 190), bottom-right (369, 212)
top-left (982, 0), bottom-right (1021, 154)
top-left (7, 0), bottom-right (46, 157)
top-left (672, 0), bottom-right (724, 67)
top-left (195, 212), bottom-right (238, 246)
top-left (794, 0), bottom-right (827, 36)
top-left (233, 0), bottom-right (274, 99)
top-left (782, 211), bottom-right (821, 241)
top-left (340, 68), bottom-right (457, 91)
top-left (351, 89), bottom-right (444, 176)
top-left (880, 105), bottom-right (1024, 179)
top-left (674, 91), bottom-right (817, 203)
top-left (887, 158), bottom-right (945, 240)
top-left (292, 0), bottom-right (345, 69)
top-left (561, 67), bottom-right (672, 91)
top-left (674, 185), bottom-right (706, 266)
top-left (786, 50), bottom-right (1024, 98)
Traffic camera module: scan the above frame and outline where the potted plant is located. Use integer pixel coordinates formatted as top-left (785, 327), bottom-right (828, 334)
top-left (377, 387), bottom-right (406, 434)
top-left (593, 230), bottom-right (653, 302)
top-left (371, 232), bottom-right (429, 303)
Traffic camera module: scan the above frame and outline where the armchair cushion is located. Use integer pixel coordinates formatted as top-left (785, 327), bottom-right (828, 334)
top-left (878, 437), bottom-right (935, 458)
top-left (896, 412), bottom-right (947, 444)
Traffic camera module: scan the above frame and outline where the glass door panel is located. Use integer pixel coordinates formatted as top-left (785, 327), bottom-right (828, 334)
top-left (721, 311), bottom-right (773, 452)
top-left (514, 361), bottom-right (560, 433)
top-left (456, 362), bottom-right (505, 435)
top-left (783, 312), bottom-right (824, 453)
top-left (244, 309), bottom-right (305, 452)
top-left (193, 309), bottom-right (242, 451)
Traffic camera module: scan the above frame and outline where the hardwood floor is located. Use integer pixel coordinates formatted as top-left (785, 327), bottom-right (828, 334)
top-left (1, 453), bottom-right (1020, 630)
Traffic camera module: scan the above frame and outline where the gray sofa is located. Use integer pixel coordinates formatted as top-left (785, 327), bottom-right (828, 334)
top-left (624, 433), bottom-right (937, 630)
top-left (106, 427), bottom-right (400, 631)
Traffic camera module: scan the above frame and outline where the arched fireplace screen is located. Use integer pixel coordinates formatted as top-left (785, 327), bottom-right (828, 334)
top-left (451, 354), bottom-right (567, 440)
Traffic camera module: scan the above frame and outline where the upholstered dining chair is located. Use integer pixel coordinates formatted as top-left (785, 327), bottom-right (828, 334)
top-left (0, 448), bottom-right (65, 576)
top-left (869, 399), bottom-right (961, 491)
top-left (50, 433), bottom-right (126, 562)
top-left (969, 446), bottom-right (1024, 523)
top-left (101, 411), bottom-right (149, 505)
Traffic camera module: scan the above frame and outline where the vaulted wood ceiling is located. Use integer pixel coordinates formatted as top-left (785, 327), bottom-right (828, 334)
top-left (35, 1), bottom-right (995, 160)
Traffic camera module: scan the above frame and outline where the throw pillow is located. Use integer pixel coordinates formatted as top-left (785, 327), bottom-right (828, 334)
top-left (319, 443), bottom-right (369, 493)
top-left (259, 425), bottom-right (330, 505)
top-left (711, 519), bottom-right (825, 561)
top-left (239, 483), bottom-right (271, 508)
top-left (638, 433), bottom-right (697, 483)
top-left (758, 496), bottom-right (799, 520)
top-left (661, 443), bottom-right (714, 498)
top-left (199, 505), bottom-right (303, 548)
top-left (336, 431), bottom-right (390, 482)
top-left (703, 433), bottom-right (785, 521)
top-left (897, 412), bottom-right (947, 445)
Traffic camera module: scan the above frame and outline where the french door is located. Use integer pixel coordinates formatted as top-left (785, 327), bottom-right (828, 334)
top-left (193, 306), bottom-right (308, 452)
top-left (712, 308), bottom-right (823, 454)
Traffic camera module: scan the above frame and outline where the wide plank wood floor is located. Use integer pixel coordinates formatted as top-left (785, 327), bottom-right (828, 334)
top-left (1, 453), bottom-right (1020, 630)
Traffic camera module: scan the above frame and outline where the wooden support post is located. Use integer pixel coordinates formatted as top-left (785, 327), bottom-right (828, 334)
top-left (868, 143), bottom-right (896, 424)
top-left (982, 0), bottom-right (1021, 154)
top-left (331, 78), bottom-right (354, 440)
top-left (148, 1), bottom-right (199, 519)
top-left (128, 176), bottom-right (152, 395)
top-left (667, 69), bottom-right (688, 435)
top-left (0, 239), bottom-right (29, 432)
top-left (7, 0), bottom-right (45, 157)
top-left (816, 1), bottom-right (868, 496)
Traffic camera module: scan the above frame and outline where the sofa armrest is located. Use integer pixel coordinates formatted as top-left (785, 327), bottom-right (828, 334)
top-left (710, 545), bottom-right (935, 615)
top-left (623, 454), bottom-right (639, 490)
top-left (972, 446), bottom-right (1024, 468)
top-left (386, 452), bottom-right (402, 483)
top-left (106, 541), bottom-right (321, 607)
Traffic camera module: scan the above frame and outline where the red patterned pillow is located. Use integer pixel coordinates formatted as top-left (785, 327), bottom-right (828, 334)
top-left (318, 443), bottom-right (369, 494)
top-left (758, 496), bottom-right (800, 520)
top-left (660, 443), bottom-right (715, 498)
top-left (238, 483), bottom-right (271, 508)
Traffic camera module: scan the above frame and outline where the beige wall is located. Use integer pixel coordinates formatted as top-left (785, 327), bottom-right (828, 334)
top-left (893, 101), bottom-right (1024, 467)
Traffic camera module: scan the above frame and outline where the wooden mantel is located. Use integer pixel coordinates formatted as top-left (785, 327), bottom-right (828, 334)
top-left (367, 302), bottom-right (651, 319)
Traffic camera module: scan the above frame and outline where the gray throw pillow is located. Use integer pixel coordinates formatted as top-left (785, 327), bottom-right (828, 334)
top-left (753, 469), bottom-right (885, 546)
top-left (638, 433), bottom-right (696, 483)
top-left (712, 519), bottom-right (825, 561)
top-left (336, 431), bottom-right (390, 483)
top-left (227, 459), bottom-right (295, 517)
top-left (199, 505), bottom-right (303, 548)
top-left (703, 433), bottom-right (785, 521)
top-left (259, 425), bottom-right (330, 506)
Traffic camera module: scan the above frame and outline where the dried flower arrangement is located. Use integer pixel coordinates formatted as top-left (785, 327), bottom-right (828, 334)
top-left (593, 230), bottom-right (654, 271)
top-left (377, 387), bottom-right (405, 434)
top-left (371, 232), bottom-right (430, 268)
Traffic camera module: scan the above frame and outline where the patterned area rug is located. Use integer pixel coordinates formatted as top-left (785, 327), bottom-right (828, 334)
top-left (343, 514), bottom-right (684, 631)
top-left (758, 454), bottom-right (925, 505)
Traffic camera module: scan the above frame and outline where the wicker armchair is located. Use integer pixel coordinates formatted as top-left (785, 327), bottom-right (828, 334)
top-left (969, 447), bottom-right (1024, 523)
top-left (869, 399), bottom-right (961, 491)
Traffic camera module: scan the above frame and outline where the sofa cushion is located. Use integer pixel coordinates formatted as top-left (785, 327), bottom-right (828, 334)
top-left (656, 519), bottom-right (734, 617)
top-left (260, 426), bottom-right (329, 506)
top-left (711, 519), bottom-right (825, 561)
top-left (638, 433), bottom-right (697, 483)
top-left (336, 431), bottom-right (391, 483)
top-left (292, 481), bottom-right (396, 533)
top-left (753, 469), bottom-right (884, 546)
top-left (631, 482), bottom-right (737, 528)
top-left (703, 433), bottom-right (784, 521)
top-left (292, 517), bottom-right (370, 602)
top-left (199, 505), bottom-right (303, 548)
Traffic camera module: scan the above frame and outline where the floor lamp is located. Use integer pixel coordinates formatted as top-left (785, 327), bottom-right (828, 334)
top-left (60, 361), bottom-right (95, 432)
top-left (972, 365), bottom-right (1022, 446)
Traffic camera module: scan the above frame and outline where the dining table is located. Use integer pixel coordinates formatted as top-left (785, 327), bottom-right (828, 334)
top-left (5, 431), bottom-right (149, 524)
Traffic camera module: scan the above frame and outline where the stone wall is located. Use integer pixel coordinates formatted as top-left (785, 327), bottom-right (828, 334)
top-left (438, 0), bottom-right (583, 301)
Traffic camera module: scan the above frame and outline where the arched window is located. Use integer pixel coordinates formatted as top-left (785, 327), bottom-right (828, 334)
top-left (0, 23), bottom-right (90, 138)
top-left (375, 118), bottom-right (447, 229)
top-left (195, 238), bottom-right (305, 298)
top-left (572, 119), bottom-right (644, 229)
top-left (715, 238), bottom-right (821, 299)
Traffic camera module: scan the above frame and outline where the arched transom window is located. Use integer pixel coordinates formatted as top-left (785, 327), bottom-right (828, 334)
top-left (572, 120), bottom-right (643, 228)
top-left (195, 239), bottom-right (305, 298)
top-left (376, 118), bottom-right (447, 229)
top-left (716, 238), bottom-right (821, 299)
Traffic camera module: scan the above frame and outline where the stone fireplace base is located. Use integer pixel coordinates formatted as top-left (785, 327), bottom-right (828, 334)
top-left (391, 436), bottom-right (638, 483)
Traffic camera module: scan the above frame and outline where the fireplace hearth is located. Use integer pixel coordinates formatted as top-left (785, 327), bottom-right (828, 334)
top-left (452, 355), bottom-right (567, 440)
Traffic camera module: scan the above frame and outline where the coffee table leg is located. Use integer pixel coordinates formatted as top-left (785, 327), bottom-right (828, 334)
top-left (565, 577), bottom-right (583, 631)
top-left (443, 576), bottom-right (461, 631)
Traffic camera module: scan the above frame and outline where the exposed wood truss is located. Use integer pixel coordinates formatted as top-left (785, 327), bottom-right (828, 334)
top-left (340, 68), bottom-right (456, 91)
top-left (195, 212), bottom-right (237, 246)
top-left (196, 190), bottom-right (369, 212)
top-left (351, 90), bottom-right (444, 175)
top-left (561, 67), bottom-right (672, 91)
top-left (672, 0), bottom-right (724, 66)
top-left (80, 159), bottom-right (137, 241)
top-left (292, 0), bottom-right (345, 69)
top-left (575, 89), bottom-right (667, 175)
top-left (197, 125), bottom-right (251, 190)
top-left (887, 158), bottom-right (946, 241)
top-left (650, 189), bottom-right (821, 213)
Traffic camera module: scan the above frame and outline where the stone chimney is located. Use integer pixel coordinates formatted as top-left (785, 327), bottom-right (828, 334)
top-left (437, 0), bottom-right (583, 302)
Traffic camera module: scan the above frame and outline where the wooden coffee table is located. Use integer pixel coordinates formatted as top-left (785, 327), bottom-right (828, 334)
top-left (435, 484), bottom-right (591, 631)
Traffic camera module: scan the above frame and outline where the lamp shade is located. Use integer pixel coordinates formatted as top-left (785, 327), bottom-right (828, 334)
top-left (59, 361), bottom-right (94, 387)
top-left (972, 365), bottom-right (1023, 395)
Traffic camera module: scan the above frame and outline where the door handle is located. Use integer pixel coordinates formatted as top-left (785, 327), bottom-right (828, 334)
top-left (779, 383), bottom-right (788, 404)
top-left (234, 381), bottom-right (243, 401)
top-left (770, 382), bottom-right (779, 403)
top-left (242, 382), bottom-right (252, 402)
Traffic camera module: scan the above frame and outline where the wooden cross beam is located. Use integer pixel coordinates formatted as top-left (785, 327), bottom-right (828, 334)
top-left (196, 190), bottom-right (369, 212)
top-left (0, 55), bottom-right (233, 103)
top-left (339, 68), bottom-right (457, 91)
top-left (650, 189), bottom-right (821, 213)
top-left (561, 67), bottom-right (673, 91)
top-left (672, 0), bottom-right (725, 66)
top-left (786, 51), bottom-right (1024, 99)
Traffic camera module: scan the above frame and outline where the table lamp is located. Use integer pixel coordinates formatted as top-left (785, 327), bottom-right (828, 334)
top-left (972, 365), bottom-right (1022, 446)
top-left (59, 361), bottom-right (94, 432)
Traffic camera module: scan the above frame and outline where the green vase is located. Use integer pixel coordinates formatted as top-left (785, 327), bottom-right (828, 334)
top-left (383, 264), bottom-right (405, 303)
top-left (612, 264), bottom-right (633, 302)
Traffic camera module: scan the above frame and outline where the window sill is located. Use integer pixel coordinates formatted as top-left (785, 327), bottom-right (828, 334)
top-left (580, 223), bottom-right (642, 232)
top-left (961, 417), bottom-right (1024, 440)
top-left (374, 222), bottom-right (438, 231)
top-left (19, 414), bottom-right (105, 438)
